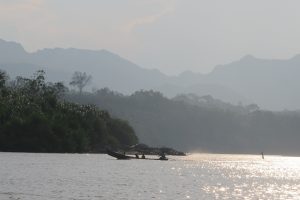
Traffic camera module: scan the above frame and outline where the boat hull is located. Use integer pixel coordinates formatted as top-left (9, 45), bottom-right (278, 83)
top-left (106, 149), bottom-right (168, 161)
top-left (106, 149), bottom-right (135, 159)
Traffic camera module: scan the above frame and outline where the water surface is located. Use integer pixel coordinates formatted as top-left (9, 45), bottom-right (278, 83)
top-left (0, 153), bottom-right (300, 199)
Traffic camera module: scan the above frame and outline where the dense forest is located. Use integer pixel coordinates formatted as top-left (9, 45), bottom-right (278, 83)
top-left (0, 70), bottom-right (138, 153)
top-left (67, 88), bottom-right (300, 156)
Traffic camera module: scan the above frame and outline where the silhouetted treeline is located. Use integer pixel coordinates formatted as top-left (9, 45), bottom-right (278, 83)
top-left (67, 88), bottom-right (300, 155)
top-left (0, 71), bottom-right (138, 153)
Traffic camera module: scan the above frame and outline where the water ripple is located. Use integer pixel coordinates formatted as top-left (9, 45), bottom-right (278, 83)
top-left (0, 153), bottom-right (300, 199)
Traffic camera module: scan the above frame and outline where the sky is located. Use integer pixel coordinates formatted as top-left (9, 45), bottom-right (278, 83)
top-left (1, 0), bottom-right (300, 75)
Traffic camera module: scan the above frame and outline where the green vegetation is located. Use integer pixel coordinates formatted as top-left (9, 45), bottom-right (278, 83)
top-left (67, 88), bottom-right (300, 156)
top-left (0, 70), bottom-right (138, 153)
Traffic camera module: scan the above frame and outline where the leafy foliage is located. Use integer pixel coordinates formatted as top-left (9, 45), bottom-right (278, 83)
top-left (0, 70), bottom-right (137, 153)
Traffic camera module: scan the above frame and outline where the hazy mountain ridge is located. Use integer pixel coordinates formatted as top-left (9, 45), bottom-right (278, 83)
top-left (206, 55), bottom-right (300, 110)
top-left (0, 39), bottom-right (245, 103)
top-left (0, 39), bottom-right (169, 93)
top-left (1, 39), bottom-right (300, 110)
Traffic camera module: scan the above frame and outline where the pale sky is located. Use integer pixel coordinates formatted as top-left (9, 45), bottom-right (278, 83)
top-left (1, 0), bottom-right (300, 75)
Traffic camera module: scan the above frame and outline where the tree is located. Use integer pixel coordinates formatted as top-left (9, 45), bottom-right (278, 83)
top-left (246, 104), bottom-right (259, 112)
top-left (0, 70), bottom-right (8, 88)
top-left (69, 71), bottom-right (92, 94)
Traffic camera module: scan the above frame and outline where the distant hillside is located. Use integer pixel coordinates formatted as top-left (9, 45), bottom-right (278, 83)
top-left (173, 94), bottom-right (259, 114)
top-left (67, 89), bottom-right (300, 156)
top-left (161, 55), bottom-right (300, 110)
top-left (0, 39), bottom-right (245, 106)
top-left (1, 39), bottom-right (300, 110)
top-left (0, 39), bottom-right (167, 93)
top-left (206, 55), bottom-right (300, 110)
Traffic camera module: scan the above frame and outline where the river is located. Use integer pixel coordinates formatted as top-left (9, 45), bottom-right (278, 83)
top-left (0, 153), bottom-right (300, 199)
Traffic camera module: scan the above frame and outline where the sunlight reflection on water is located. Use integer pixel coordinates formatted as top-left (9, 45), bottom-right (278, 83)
top-left (0, 153), bottom-right (300, 199)
top-left (182, 154), bottom-right (300, 199)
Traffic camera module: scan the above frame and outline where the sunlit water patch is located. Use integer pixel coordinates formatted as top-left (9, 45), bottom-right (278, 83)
top-left (0, 153), bottom-right (300, 199)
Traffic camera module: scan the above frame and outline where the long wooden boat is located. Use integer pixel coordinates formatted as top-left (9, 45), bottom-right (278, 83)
top-left (106, 149), bottom-right (168, 160)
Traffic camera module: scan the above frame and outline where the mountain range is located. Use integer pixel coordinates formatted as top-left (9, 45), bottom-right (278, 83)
top-left (1, 38), bottom-right (300, 110)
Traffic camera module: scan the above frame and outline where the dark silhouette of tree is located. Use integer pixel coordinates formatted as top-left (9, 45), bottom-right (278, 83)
top-left (0, 70), bottom-right (8, 88)
top-left (69, 71), bottom-right (92, 94)
top-left (246, 104), bottom-right (260, 112)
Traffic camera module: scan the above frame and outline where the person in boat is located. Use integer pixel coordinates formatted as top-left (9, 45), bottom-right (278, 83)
top-left (141, 154), bottom-right (145, 159)
top-left (159, 152), bottom-right (166, 160)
